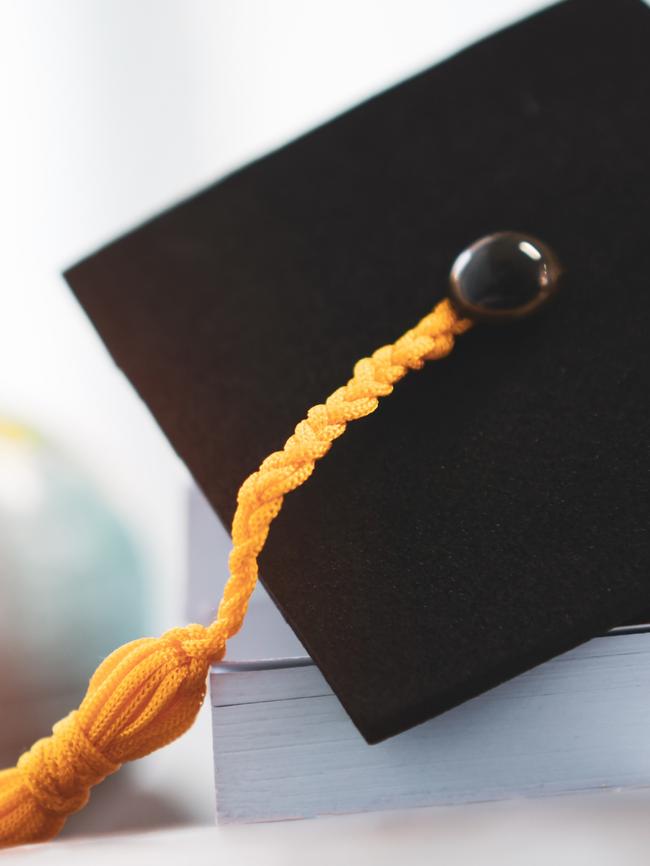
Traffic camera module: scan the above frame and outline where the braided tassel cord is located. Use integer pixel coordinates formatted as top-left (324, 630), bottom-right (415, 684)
top-left (0, 298), bottom-right (470, 847)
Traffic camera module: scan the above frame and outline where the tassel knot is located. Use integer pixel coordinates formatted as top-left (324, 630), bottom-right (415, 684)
top-left (18, 711), bottom-right (119, 817)
top-left (0, 626), bottom-right (222, 846)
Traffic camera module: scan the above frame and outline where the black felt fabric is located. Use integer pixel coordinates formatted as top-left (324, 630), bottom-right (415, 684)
top-left (65, 0), bottom-right (650, 743)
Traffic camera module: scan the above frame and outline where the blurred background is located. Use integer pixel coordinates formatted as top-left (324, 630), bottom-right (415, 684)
top-left (3, 1), bottom-right (650, 863)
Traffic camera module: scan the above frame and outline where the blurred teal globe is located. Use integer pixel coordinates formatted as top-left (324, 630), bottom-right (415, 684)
top-left (0, 419), bottom-right (148, 761)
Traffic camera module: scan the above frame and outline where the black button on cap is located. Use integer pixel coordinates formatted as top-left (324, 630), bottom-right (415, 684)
top-left (449, 232), bottom-right (562, 322)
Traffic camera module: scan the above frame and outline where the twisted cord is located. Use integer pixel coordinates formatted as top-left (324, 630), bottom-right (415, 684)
top-left (0, 297), bottom-right (470, 847)
top-left (205, 298), bottom-right (471, 650)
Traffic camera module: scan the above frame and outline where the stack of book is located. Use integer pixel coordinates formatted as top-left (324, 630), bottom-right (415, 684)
top-left (188, 486), bottom-right (650, 824)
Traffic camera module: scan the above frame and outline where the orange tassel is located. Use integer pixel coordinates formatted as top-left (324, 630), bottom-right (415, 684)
top-left (0, 626), bottom-right (223, 845)
top-left (0, 299), bottom-right (470, 847)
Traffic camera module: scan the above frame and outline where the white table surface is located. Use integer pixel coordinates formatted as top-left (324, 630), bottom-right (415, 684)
top-left (2, 1), bottom-right (650, 862)
top-left (4, 698), bottom-right (650, 866)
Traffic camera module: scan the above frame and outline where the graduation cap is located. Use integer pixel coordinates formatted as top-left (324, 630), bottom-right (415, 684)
top-left (1, 0), bottom-right (648, 847)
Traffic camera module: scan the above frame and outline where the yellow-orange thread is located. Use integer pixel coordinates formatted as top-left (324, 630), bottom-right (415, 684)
top-left (0, 298), bottom-right (470, 847)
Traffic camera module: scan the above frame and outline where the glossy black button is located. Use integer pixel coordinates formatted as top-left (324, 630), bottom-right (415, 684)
top-left (449, 232), bottom-right (562, 322)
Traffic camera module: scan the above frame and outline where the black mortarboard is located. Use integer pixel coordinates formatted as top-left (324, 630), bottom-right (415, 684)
top-left (64, 0), bottom-right (650, 743)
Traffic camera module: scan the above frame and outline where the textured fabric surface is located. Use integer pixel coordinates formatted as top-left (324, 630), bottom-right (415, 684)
top-left (66, 0), bottom-right (650, 743)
